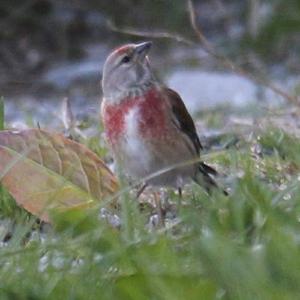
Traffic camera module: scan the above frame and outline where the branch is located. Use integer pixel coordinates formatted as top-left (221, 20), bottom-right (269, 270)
top-left (187, 0), bottom-right (299, 105)
top-left (106, 4), bottom-right (298, 106)
top-left (106, 20), bottom-right (194, 46)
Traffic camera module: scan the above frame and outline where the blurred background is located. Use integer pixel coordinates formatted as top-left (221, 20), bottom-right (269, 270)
top-left (0, 0), bottom-right (299, 129)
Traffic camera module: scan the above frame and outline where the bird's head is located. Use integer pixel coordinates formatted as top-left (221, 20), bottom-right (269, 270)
top-left (102, 41), bottom-right (154, 100)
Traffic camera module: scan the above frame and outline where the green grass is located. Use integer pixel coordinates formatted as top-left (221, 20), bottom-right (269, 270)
top-left (1, 114), bottom-right (300, 299)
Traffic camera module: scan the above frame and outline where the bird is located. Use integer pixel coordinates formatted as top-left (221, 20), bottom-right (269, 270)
top-left (101, 41), bottom-right (224, 197)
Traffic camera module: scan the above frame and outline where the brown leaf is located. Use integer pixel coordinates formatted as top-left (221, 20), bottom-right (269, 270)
top-left (0, 129), bottom-right (118, 222)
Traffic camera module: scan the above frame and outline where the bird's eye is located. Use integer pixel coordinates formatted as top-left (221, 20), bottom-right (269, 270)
top-left (121, 55), bottom-right (131, 64)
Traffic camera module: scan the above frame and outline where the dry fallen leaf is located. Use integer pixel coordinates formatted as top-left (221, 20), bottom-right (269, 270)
top-left (0, 129), bottom-right (118, 222)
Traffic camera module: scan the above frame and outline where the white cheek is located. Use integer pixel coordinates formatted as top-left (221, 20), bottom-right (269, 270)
top-left (127, 67), bottom-right (138, 82)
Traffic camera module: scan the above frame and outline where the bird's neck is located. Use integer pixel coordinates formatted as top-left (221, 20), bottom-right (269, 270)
top-left (103, 80), bottom-right (159, 104)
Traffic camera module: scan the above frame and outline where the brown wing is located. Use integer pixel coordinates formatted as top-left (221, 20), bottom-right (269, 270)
top-left (163, 87), bottom-right (203, 155)
top-left (163, 87), bottom-right (225, 194)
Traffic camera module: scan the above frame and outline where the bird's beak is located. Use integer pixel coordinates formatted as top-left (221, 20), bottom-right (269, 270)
top-left (134, 41), bottom-right (152, 61)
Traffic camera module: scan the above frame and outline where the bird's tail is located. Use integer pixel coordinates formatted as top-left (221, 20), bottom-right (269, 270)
top-left (195, 162), bottom-right (228, 195)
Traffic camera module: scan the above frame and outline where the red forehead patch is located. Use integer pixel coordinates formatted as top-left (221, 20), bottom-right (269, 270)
top-left (114, 44), bottom-right (132, 55)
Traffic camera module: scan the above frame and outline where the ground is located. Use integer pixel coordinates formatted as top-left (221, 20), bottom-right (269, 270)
top-left (1, 102), bottom-right (300, 299)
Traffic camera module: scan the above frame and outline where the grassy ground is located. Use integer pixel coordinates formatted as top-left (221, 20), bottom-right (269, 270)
top-left (1, 106), bottom-right (300, 299)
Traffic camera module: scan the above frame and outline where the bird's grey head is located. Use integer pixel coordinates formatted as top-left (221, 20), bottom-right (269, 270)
top-left (102, 42), bottom-right (154, 100)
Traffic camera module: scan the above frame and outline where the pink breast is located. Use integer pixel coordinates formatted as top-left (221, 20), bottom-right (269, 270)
top-left (102, 88), bottom-right (167, 145)
top-left (138, 89), bottom-right (166, 135)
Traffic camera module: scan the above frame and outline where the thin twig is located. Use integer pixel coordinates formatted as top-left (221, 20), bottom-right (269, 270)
top-left (187, 0), bottom-right (298, 105)
top-left (106, 20), bottom-right (194, 46)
